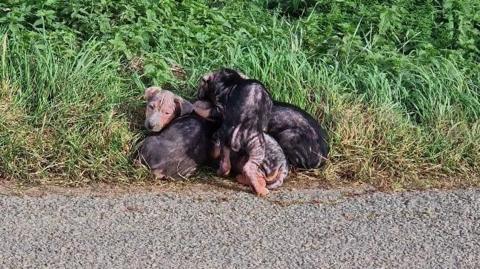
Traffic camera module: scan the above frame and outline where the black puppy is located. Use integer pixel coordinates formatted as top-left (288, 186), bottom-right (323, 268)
top-left (139, 87), bottom-right (218, 179)
top-left (268, 101), bottom-right (329, 169)
top-left (196, 68), bottom-right (273, 196)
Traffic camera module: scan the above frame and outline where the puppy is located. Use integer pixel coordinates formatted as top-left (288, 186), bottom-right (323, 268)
top-left (211, 133), bottom-right (288, 190)
top-left (195, 100), bottom-right (289, 190)
top-left (198, 72), bottom-right (329, 169)
top-left (196, 68), bottom-right (273, 196)
top-left (268, 101), bottom-right (329, 169)
top-left (139, 87), bottom-right (217, 179)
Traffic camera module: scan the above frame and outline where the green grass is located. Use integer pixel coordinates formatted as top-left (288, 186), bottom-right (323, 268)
top-left (1, 38), bottom-right (146, 184)
top-left (0, 0), bottom-right (479, 188)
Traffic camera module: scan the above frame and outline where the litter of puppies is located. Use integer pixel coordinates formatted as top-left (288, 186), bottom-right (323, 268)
top-left (138, 68), bottom-right (329, 196)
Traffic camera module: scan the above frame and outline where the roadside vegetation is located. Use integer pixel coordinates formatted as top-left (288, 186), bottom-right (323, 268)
top-left (1, 0), bottom-right (479, 189)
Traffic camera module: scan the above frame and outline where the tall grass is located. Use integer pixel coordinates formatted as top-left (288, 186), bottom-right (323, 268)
top-left (0, 36), bottom-right (148, 184)
top-left (0, 0), bottom-right (479, 188)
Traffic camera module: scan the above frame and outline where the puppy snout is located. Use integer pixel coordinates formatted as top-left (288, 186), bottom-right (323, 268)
top-left (146, 122), bottom-right (154, 130)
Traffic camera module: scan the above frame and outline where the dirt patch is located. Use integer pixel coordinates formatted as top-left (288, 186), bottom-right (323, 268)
top-left (2, 169), bottom-right (473, 198)
top-left (0, 173), bottom-right (375, 198)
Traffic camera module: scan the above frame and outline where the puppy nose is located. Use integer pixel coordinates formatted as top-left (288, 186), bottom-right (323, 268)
top-left (147, 122), bottom-right (153, 130)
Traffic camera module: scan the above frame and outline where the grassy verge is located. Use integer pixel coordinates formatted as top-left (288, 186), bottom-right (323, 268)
top-left (0, 0), bottom-right (479, 189)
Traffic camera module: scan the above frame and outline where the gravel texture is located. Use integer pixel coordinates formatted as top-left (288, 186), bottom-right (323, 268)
top-left (1, 187), bottom-right (479, 268)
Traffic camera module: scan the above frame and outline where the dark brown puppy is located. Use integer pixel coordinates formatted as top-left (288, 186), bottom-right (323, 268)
top-left (197, 68), bottom-right (273, 196)
top-left (139, 87), bottom-right (218, 179)
top-left (268, 101), bottom-right (329, 169)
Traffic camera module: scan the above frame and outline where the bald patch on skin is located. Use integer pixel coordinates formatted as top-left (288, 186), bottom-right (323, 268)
top-left (194, 68), bottom-right (274, 196)
top-left (210, 133), bottom-right (289, 192)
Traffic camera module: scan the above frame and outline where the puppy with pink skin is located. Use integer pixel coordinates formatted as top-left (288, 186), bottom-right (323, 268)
top-left (144, 86), bottom-right (193, 132)
top-left (195, 68), bottom-right (275, 196)
top-left (139, 87), bottom-right (218, 179)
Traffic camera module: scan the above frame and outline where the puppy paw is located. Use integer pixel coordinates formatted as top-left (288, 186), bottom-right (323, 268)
top-left (152, 169), bottom-right (166, 180)
top-left (217, 157), bottom-right (231, 177)
top-left (193, 101), bottom-right (213, 119)
top-left (255, 187), bottom-right (270, 197)
top-left (216, 167), bottom-right (230, 177)
top-left (235, 175), bottom-right (250, 186)
top-left (193, 100), bottom-right (212, 109)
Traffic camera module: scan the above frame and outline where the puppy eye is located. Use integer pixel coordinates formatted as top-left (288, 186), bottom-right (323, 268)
top-left (148, 104), bottom-right (155, 109)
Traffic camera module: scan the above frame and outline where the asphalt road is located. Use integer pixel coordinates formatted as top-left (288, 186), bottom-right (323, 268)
top-left (0, 186), bottom-right (479, 268)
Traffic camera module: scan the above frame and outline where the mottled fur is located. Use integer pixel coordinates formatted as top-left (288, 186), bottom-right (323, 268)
top-left (139, 87), bottom-right (217, 179)
top-left (268, 101), bottom-right (329, 169)
top-left (196, 68), bottom-right (273, 196)
top-left (211, 133), bottom-right (288, 190)
top-left (194, 98), bottom-right (329, 170)
top-left (211, 73), bottom-right (330, 168)
top-left (139, 116), bottom-right (216, 179)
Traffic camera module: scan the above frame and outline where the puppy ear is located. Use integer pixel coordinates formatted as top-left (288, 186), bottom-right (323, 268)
top-left (145, 87), bottom-right (161, 101)
top-left (198, 73), bottom-right (212, 99)
top-left (174, 96), bottom-right (194, 116)
top-left (237, 71), bottom-right (249, 79)
top-left (219, 68), bottom-right (241, 84)
top-left (201, 72), bottom-right (212, 83)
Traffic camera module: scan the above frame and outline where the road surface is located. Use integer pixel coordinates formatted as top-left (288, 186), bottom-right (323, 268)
top-left (1, 185), bottom-right (479, 268)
